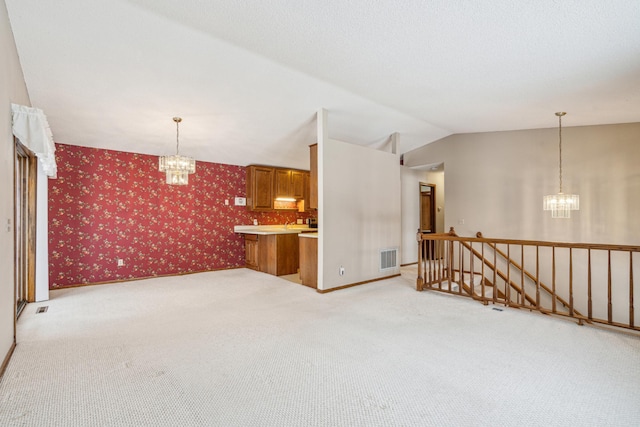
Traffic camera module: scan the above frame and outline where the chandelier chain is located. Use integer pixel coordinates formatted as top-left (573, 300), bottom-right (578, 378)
top-left (558, 113), bottom-right (562, 193)
top-left (174, 116), bottom-right (181, 155)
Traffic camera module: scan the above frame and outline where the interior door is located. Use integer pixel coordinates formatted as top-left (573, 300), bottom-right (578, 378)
top-left (419, 183), bottom-right (436, 259)
top-left (420, 183), bottom-right (435, 233)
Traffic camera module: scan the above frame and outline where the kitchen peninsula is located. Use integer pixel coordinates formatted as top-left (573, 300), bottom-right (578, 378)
top-left (234, 225), bottom-right (315, 276)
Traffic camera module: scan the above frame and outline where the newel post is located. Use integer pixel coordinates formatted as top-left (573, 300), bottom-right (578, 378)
top-left (417, 229), bottom-right (424, 291)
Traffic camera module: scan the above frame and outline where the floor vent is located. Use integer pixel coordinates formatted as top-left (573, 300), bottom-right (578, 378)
top-left (36, 306), bottom-right (48, 314)
top-left (380, 248), bottom-right (398, 271)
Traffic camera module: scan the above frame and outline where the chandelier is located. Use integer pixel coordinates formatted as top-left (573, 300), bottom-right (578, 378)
top-left (543, 112), bottom-right (579, 218)
top-left (159, 117), bottom-right (195, 185)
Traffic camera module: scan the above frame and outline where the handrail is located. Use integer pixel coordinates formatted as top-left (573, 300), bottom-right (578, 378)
top-left (456, 237), bottom-right (538, 307)
top-left (416, 228), bottom-right (639, 332)
top-left (476, 231), bottom-right (584, 318)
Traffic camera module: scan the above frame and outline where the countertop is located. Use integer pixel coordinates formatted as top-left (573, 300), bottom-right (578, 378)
top-left (234, 225), bottom-right (316, 235)
top-left (298, 232), bottom-right (318, 239)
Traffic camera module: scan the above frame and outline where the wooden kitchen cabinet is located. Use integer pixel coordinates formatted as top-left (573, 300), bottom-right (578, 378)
top-left (246, 165), bottom-right (274, 211)
top-left (244, 234), bottom-right (259, 270)
top-left (275, 169), bottom-right (305, 199)
top-left (274, 169), bottom-right (292, 198)
top-left (309, 144), bottom-right (318, 210)
top-left (260, 234), bottom-right (299, 276)
top-left (303, 171), bottom-right (311, 211)
top-left (244, 233), bottom-right (300, 276)
top-left (291, 170), bottom-right (305, 199)
top-left (299, 235), bottom-right (318, 288)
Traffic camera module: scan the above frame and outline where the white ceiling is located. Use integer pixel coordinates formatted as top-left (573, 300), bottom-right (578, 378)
top-left (6, 0), bottom-right (640, 170)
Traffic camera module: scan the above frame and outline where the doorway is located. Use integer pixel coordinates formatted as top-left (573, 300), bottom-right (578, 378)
top-left (420, 183), bottom-right (435, 233)
top-left (419, 182), bottom-right (436, 260)
top-left (15, 140), bottom-right (37, 317)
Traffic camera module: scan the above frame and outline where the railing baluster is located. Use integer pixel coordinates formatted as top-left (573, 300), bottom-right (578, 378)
top-left (470, 241), bottom-right (475, 298)
top-left (608, 250), bottom-right (613, 324)
top-left (481, 241), bottom-right (486, 301)
top-left (458, 240), bottom-right (463, 295)
top-left (588, 249), bottom-right (592, 321)
top-left (552, 246), bottom-right (556, 314)
top-left (521, 245), bottom-right (525, 307)
top-left (448, 240), bottom-right (453, 292)
top-left (535, 245), bottom-right (540, 308)
top-left (493, 243), bottom-right (497, 305)
top-left (417, 236), bottom-right (423, 291)
top-left (630, 251), bottom-right (634, 329)
top-left (569, 248), bottom-right (574, 317)
top-left (506, 244), bottom-right (511, 306)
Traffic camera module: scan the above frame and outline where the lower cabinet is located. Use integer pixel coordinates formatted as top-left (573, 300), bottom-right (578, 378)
top-left (244, 234), bottom-right (259, 270)
top-left (244, 233), bottom-right (299, 276)
top-left (299, 236), bottom-right (318, 288)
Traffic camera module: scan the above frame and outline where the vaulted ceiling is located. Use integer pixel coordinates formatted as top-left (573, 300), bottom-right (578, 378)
top-left (6, 0), bottom-right (640, 170)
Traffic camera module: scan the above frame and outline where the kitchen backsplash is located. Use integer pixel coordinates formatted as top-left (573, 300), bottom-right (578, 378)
top-left (49, 143), bottom-right (314, 288)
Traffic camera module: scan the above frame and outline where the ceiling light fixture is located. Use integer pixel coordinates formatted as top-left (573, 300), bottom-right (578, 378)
top-left (159, 117), bottom-right (196, 185)
top-left (543, 112), bottom-right (579, 218)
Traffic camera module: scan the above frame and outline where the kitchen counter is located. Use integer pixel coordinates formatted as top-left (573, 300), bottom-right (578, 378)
top-left (298, 232), bottom-right (318, 239)
top-left (234, 225), bottom-right (315, 235)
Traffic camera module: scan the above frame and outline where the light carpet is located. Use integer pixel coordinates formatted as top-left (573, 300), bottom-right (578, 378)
top-left (1, 267), bottom-right (639, 426)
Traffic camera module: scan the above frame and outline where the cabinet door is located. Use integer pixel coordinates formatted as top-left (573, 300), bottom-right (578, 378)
top-left (274, 169), bottom-right (292, 198)
top-left (247, 166), bottom-right (274, 211)
top-left (291, 170), bottom-right (305, 199)
top-left (303, 171), bottom-right (311, 211)
top-left (309, 144), bottom-right (318, 209)
top-left (244, 235), bottom-right (259, 269)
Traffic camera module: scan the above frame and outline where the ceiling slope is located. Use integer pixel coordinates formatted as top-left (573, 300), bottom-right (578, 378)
top-left (6, 0), bottom-right (640, 168)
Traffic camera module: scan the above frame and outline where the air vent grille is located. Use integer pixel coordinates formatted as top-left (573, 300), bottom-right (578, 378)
top-left (380, 248), bottom-right (398, 271)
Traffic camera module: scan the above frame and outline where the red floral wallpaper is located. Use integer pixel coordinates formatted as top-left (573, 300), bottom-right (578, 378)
top-left (49, 143), bottom-right (313, 288)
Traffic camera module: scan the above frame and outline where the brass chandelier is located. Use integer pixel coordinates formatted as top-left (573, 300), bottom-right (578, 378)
top-left (543, 112), bottom-right (579, 218)
top-left (159, 117), bottom-right (196, 185)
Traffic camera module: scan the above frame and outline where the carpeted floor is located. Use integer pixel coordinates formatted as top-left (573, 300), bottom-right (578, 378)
top-left (1, 267), bottom-right (639, 426)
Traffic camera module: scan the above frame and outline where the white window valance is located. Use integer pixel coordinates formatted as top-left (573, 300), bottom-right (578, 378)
top-left (11, 103), bottom-right (57, 178)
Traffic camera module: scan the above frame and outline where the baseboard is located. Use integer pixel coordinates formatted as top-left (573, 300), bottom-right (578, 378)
top-left (49, 266), bottom-right (245, 290)
top-left (317, 274), bottom-right (401, 294)
top-left (0, 341), bottom-right (16, 379)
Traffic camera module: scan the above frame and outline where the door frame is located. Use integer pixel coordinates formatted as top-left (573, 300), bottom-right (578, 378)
top-left (419, 182), bottom-right (436, 233)
top-left (15, 139), bottom-right (37, 317)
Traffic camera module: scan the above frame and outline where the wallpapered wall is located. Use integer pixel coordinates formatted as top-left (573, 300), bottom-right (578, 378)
top-left (49, 143), bottom-right (313, 288)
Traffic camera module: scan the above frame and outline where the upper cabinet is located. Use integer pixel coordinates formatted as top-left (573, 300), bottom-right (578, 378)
top-left (275, 169), bottom-right (305, 199)
top-left (246, 165), bottom-right (274, 211)
top-left (246, 165), bottom-right (310, 211)
top-left (291, 170), bottom-right (305, 199)
top-left (309, 144), bottom-right (318, 210)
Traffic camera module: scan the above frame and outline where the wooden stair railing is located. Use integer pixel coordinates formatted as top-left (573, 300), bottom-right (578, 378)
top-left (416, 228), bottom-right (640, 333)
top-left (476, 231), bottom-right (586, 320)
top-left (454, 237), bottom-right (539, 308)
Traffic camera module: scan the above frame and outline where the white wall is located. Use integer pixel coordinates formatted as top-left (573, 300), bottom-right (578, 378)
top-left (320, 137), bottom-right (401, 290)
top-left (1, 0), bottom-right (30, 367)
top-left (400, 166), bottom-right (445, 264)
top-left (404, 123), bottom-right (640, 245)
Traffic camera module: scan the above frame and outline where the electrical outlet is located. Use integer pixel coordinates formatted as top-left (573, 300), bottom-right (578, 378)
top-left (225, 199), bottom-right (229, 205)
top-left (339, 266), bottom-right (345, 276)
top-left (117, 259), bottom-right (124, 267)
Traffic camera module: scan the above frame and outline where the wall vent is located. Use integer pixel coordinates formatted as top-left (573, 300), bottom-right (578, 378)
top-left (36, 306), bottom-right (48, 314)
top-left (380, 248), bottom-right (398, 271)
